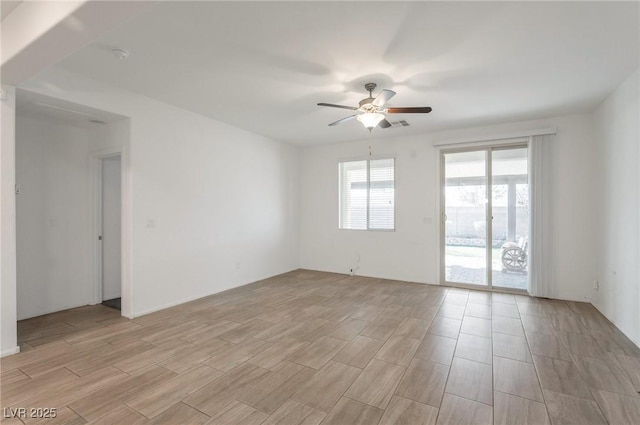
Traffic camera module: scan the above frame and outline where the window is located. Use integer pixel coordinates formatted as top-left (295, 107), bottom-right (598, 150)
top-left (339, 158), bottom-right (395, 230)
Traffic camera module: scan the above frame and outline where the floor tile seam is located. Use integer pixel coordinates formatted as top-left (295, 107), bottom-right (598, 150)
top-left (432, 297), bottom-right (464, 425)
top-left (564, 341), bottom-right (626, 425)
top-left (522, 320), bottom-right (590, 425)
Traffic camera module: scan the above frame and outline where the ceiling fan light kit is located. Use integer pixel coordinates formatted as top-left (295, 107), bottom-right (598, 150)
top-left (318, 82), bottom-right (432, 131)
top-left (357, 112), bottom-right (385, 130)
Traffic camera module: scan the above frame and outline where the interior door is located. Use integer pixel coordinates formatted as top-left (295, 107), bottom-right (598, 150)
top-left (102, 155), bottom-right (122, 301)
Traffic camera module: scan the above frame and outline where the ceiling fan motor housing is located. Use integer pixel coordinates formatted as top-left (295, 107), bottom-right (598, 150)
top-left (359, 97), bottom-right (378, 112)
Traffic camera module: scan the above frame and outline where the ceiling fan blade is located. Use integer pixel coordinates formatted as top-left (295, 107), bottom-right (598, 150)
top-left (328, 115), bottom-right (357, 126)
top-left (372, 89), bottom-right (396, 107)
top-left (378, 119), bottom-right (392, 129)
top-left (386, 107), bottom-right (432, 114)
top-left (318, 103), bottom-right (357, 110)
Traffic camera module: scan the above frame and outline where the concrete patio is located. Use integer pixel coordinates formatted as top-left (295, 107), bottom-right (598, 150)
top-left (445, 246), bottom-right (528, 290)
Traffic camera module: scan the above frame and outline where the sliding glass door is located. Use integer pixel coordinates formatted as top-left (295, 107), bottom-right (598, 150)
top-left (490, 148), bottom-right (529, 290)
top-left (443, 150), bottom-right (488, 286)
top-left (442, 145), bottom-right (529, 291)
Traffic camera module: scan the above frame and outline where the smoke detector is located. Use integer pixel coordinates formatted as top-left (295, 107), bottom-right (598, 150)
top-left (111, 48), bottom-right (130, 59)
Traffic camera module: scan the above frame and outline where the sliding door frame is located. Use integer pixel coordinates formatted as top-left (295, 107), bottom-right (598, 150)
top-left (440, 142), bottom-right (528, 293)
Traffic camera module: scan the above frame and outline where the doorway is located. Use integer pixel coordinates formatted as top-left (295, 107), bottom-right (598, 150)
top-left (441, 145), bottom-right (529, 291)
top-left (99, 155), bottom-right (122, 310)
top-left (15, 90), bottom-right (129, 326)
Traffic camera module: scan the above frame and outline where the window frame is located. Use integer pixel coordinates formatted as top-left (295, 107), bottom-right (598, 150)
top-left (338, 155), bottom-right (396, 232)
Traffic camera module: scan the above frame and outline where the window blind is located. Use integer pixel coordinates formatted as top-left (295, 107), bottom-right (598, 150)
top-left (339, 160), bottom-right (367, 229)
top-left (369, 158), bottom-right (395, 230)
top-left (339, 158), bottom-right (395, 230)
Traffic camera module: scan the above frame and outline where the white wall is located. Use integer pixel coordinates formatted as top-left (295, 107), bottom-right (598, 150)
top-left (101, 155), bottom-right (121, 300)
top-left (22, 68), bottom-right (300, 317)
top-left (1, 85), bottom-right (19, 356)
top-left (16, 115), bottom-right (92, 320)
top-left (593, 68), bottom-right (640, 346)
top-left (300, 134), bottom-right (439, 284)
top-left (300, 114), bottom-right (598, 302)
top-left (14, 114), bottom-right (130, 320)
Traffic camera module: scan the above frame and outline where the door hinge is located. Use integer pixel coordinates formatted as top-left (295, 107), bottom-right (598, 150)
top-left (98, 235), bottom-right (103, 241)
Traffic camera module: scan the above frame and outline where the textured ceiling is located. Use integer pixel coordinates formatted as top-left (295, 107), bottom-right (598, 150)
top-left (52, 1), bottom-right (639, 145)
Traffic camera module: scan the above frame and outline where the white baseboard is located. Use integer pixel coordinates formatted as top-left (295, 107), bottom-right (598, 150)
top-left (131, 267), bottom-right (299, 318)
top-left (299, 265), bottom-right (434, 285)
top-left (591, 302), bottom-right (640, 350)
top-left (131, 291), bottom-right (222, 318)
top-left (18, 301), bottom-right (90, 321)
top-left (1, 346), bottom-right (20, 357)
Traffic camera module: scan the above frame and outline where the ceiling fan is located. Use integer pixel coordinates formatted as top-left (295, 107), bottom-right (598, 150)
top-left (318, 83), bottom-right (432, 131)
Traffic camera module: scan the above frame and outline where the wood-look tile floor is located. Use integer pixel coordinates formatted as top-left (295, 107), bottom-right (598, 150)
top-left (2, 270), bottom-right (640, 425)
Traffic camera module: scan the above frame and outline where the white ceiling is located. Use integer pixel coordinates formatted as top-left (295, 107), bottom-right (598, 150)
top-left (51, 1), bottom-right (639, 145)
top-left (17, 89), bottom-right (126, 128)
